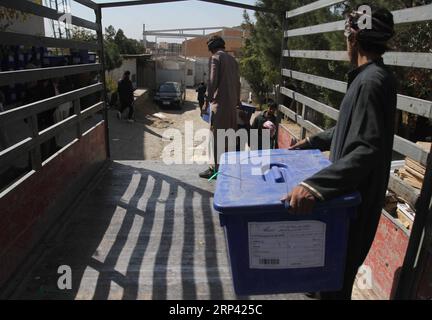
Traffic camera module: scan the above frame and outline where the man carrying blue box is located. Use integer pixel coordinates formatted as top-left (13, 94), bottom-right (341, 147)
top-left (282, 6), bottom-right (397, 300)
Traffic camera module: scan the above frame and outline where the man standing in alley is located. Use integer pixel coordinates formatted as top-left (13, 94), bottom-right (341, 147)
top-left (282, 6), bottom-right (397, 299)
top-left (199, 35), bottom-right (241, 179)
top-left (117, 70), bottom-right (135, 122)
top-left (196, 82), bottom-right (207, 116)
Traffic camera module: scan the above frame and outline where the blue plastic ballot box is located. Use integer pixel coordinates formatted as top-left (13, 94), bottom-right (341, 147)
top-left (213, 149), bottom-right (361, 295)
top-left (239, 102), bottom-right (256, 114)
top-left (202, 102), bottom-right (256, 123)
top-left (201, 105), bottom-right (211, 123)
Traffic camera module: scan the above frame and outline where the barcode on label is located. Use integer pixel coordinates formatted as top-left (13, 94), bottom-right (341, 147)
top-left (259, 258), bottom-right (280, 265)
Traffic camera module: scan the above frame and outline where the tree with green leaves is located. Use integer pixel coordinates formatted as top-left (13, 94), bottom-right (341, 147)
top-left (241, 0), bottom-right (431, 140)
top-left (0, 7), bottom-right (26, 32)
top-left (72, 26), bottom-right (123, 72)
top-left (112, 27), bottom-right (145, 55)
top-left (105, 25), bottom-right (116, 42)
top-left (240, 11), bottom-right (269, 106)
top-left (72, 27), bottom-right (96, 42)
top-left (73, 24), bottom-right (146, 71)
top-left (103, 40), bottom-right (123, 72)
top-left (344, 0), bottom-right (432, 140)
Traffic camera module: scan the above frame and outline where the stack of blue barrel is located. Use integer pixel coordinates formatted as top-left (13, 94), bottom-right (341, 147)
top-left (0, 45), bottom-right (94, 106)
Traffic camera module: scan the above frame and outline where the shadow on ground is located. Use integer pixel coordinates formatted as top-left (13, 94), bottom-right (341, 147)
top-left (13, 161), bottom-right (233, 300)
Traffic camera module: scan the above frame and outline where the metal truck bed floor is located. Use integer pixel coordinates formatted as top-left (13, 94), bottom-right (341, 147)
top-left (12, 161), bottom-right (305, 300)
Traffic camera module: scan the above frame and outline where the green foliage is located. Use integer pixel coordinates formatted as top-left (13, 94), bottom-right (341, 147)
top-left (72, 27), bottom-right (96, 42)
top-left (104, 40), bottom-right (123, 72)
top-left (252, 0), bottom-right (292, 86)
top-left (105, 25), bottom-right (116, 42)
top-left (72, 26), bottom-right (123, 72)
top-left (0, 8), bottom-right (26, 32)
top-left (345, 0), bottom-right (432, 100)
top-left (240, 12), bottom-right (269, 105)
top-left (241, 0), bottom-right (431, 135)
top-left (72, 25), bottom-right (145, 72)
top-left (105, 75), bottom-right (118, 94)
top-left (113, 28), bottom-right (145, 54)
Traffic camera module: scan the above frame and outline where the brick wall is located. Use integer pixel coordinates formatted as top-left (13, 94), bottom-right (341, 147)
top-left (0, 122), bottom-right (107, 289)
top-left (182, 29), bottom-right (244, 58)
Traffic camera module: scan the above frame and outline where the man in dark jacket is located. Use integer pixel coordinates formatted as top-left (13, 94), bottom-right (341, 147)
top-left (282, 6), bottom-right (397, 299)
top-left (251, 102), bottom-right (278, 150)
top-left (117, 71), bottom-right (135, 122)
top-left (196, 82), bottom-right (207, 115)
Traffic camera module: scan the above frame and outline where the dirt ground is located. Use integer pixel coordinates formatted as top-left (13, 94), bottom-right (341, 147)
top-left (109, 89), bottom-right (210, 163)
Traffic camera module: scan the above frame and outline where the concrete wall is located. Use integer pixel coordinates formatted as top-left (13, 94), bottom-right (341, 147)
top-left (194, 58), bottom-right (209, 85)
top-left (155, 58), bottom-right (196, 87)
top-left (240, 77), bottom-right (253, 102)
top-left (108, 58), bottom-right (137, 88)
top-left (138, 60), bottom-right (156, 90)
top-left (185, 60), bottom-right (195, 87)
top-left (0, 122), bottom-right (107, 289)
top-left (156, 69), bottom-right (184, 87)
top-left (110, 57), bottom-right (157, 90)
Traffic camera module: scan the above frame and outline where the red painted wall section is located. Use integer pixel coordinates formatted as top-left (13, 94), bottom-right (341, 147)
top-left (363, 214), bottom-right (409, 299)
top-left (0, 122), bottom-right (107, 288)
top-left (277, 123), bottom-right (297, 149)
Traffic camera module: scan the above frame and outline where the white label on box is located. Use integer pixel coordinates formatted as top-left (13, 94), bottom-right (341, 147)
top-left (248, 221), bottom-right (326, 269)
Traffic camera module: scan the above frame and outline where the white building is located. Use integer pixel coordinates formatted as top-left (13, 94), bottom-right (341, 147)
top-left (154, 56), bottom-right (210, 87)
